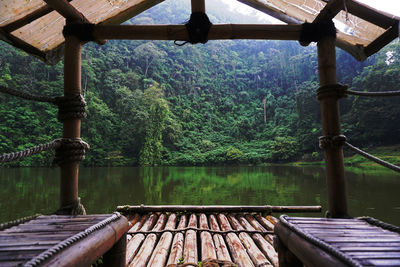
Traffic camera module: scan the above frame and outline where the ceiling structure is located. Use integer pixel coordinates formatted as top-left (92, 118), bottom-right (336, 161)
top-left (0, 0), bottom-right (399, 64)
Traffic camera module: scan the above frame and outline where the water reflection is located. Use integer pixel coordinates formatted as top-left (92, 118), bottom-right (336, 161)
top-left (0, 166), bottom-right (399, 225)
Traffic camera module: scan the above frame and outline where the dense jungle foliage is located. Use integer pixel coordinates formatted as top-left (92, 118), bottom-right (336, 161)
top-left (1, 0), bottom-right (399, 167)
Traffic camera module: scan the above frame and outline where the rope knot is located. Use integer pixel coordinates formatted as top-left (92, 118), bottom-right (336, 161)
top-left (175, 12), bottom-right (212, 46)
top-left (299, 20), bottom-right (336, 46)
top-left (319, 135), bottom-right (347, 149)
top-left (317, 84), bottom-right (348, 100)
top-left (55, 197), bottom-right (86, 215)
top-left (53, 138), bottom-right (90, 166)
top-left (54, 94), bottom-right (87, 121)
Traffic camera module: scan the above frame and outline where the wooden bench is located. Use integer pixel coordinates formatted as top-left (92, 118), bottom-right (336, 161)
top-left (274, 216), bottom-right (400, 267)
top-left (0, 213), bottom-right (129, 266)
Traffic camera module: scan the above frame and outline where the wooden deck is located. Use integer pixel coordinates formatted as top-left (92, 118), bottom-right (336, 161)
top-left (275, 216), bottom-right (400, 267)
top-left (123, 211), bottom-right (279, 266)
top-left (0, 213), bottom-right (129, 266)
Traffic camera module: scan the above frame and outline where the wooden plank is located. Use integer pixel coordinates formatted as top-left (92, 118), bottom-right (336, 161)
top-left (228, 215), bottom-right (271, 266)
top-left (129, 214), bottom-right (167, 267)
top-left (184, 214), bottom-right (198, 266)
top-left (209, 214), bottom-right (232, 262)
top-left (238, 215), bottom-right (278, 267)
top-left (320, 237), bottom-right (400, 242)
top-left (331, 242), bottom-right (400, 247)
top-left (362, 258), bottom-right (400, 266)
top-left (166, 215), bottom-right (187, 265)
top-left (126, 214), bottom-right (157, 265)
top-left (147, 214), bottom-right (177, 267)
top-left (199, 214), bottom-right (217, 261)
top-left (218, 214), bottom-right (254, 267)
top-left (340, 246), bottom-right (400, 252)
top-left (346, 252), bottom-right (400, 259)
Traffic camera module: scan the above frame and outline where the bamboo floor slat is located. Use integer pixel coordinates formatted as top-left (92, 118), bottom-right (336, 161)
top-left (125, 212), bottom-right (279, 267)
top-left (275, 216), bottom-right (400, 266)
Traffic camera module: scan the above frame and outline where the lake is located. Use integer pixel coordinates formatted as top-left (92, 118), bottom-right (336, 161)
top-left (0, 165), bottom-right (399, 225)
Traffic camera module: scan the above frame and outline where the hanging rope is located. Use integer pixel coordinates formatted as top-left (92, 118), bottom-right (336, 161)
top-left (0, 85), bottom-right (87, 121)
top-left (344, 142), bottom-right (400, 173)
top-left (0, 138), bottom-right (89, 165)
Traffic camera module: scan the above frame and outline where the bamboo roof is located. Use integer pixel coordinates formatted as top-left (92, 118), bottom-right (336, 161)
top-left (0, 0), bottom-right (399, 64)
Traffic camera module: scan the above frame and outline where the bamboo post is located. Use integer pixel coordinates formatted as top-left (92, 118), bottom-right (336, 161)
top-left (317, 35), bottom-right (348, 218)
top-left (191, 0), bottom-right (205, 13)
top-left (60, 34), bottom-right (82, 213)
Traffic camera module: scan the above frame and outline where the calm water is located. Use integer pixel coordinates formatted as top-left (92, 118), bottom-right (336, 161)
top-left (0, 166), bottom-right (399, 225)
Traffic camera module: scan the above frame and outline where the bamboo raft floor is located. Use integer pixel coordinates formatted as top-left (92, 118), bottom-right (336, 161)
top-left (0, 213), bottom-right (129, 266)
top-left (122, 210), bottom-right (280, 267)
top-left (275, 216), bottom-right (400, 267)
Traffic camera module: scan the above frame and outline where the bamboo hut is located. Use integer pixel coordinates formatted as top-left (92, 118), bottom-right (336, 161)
top-left (0, 0), bottom-right (400, 266)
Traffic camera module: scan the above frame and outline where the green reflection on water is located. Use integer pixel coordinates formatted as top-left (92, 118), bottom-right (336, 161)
top-left (0, 166), bottom-right (399, 226)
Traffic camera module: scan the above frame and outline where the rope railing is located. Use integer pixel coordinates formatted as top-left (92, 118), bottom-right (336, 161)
top-left (0, 138), bottom-right (89, 165)
top-left (0, 85), bottom-right (56, 103)
top-left (0, 85), bottom-right (87, 121)
top-left (344, 142), bottom-right (400, 173)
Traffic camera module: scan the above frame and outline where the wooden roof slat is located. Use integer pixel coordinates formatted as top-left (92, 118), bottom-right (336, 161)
top-left (0, 0), bottom-right (46, 27)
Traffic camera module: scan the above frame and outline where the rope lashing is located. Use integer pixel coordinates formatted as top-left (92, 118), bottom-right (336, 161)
top-left (175, 12), bottom-right (212, 46)
top-left (0, 138), bottom-right (89, 164)
top-left (53, 138), bottom-right (90, 166)
top-left (54, 94), bottom-right (87, 121)
top-left (344, 142), bottom-right (400, 173)
top-left (317, 84), bottom-right (348, 100)
top-left (319, 135), bottom-right (347, 149)
top-left (55, 197), bottom-right (86, 216)
top-left (299, 20), bottom-right (336, 46)
top-left (24, 212), bottom-right (122, 267)
top-left (62, 22), bottom-right (95, 42)
top-left (0, 85), bottom-right (87, 121)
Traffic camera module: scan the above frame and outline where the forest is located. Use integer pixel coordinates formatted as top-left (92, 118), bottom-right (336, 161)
top-left (0, 0), bottom-right (400, 167)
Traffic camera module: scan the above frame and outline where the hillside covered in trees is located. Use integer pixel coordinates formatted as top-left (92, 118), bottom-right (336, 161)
top-left (1, 0), bottom-right (399, 167)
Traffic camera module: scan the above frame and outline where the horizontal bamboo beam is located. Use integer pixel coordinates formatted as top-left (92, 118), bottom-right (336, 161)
top-left (43, 0), bottom-right (87, 23)
top-left (92, 24), bottom-right (302, 41)
top-left (364, 23), bottom-right (399, 58)
top-left (117, 205), bottom-right (322, 213)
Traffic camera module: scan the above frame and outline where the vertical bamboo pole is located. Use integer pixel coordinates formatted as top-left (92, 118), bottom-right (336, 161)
top-left (61, 34), bottom-right (82, 212)
top-left (317, 35), bottom-right (348, 218)
top-left (191, 0), bottom-right (205, 13)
